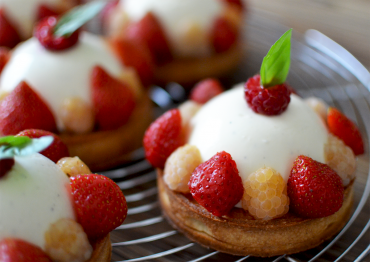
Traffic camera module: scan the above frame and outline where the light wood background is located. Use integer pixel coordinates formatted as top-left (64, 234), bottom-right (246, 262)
top-left (248, 0), bottom-right (370, 70)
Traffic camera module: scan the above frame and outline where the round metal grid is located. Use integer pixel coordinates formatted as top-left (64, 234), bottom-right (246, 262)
top-left (103, 13), bottom-right (370, 262)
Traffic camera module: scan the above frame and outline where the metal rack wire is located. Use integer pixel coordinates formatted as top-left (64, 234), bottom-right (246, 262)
top-left (103, 13), bottom-right (370, 262)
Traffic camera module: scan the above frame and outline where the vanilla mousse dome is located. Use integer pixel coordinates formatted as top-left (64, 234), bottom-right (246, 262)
top-left (0, 31), bottom-right (142, 131)
top-left (0, 0), bottom-right (77, 44)
top-left (0, 31), bottom-right (151, 171)
top-left (0, 153), bottom-right (75, 250)
top-left (188, 85), bottom-right (328, 182)
top-left (107, 0), bottom-right (244, 85)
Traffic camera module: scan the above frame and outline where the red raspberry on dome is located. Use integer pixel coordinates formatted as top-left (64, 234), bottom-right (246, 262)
top-left (190, 78), bottom-right (224, 104)
top-left (16, 129), bottom-right (70, 163)
top-left (189, 151), bottom-right (244, 217)
top-left (287, 155), bottom-right (344, 219)
top-left (34, 16), bottom-right (80, 51)
top-left (70, 174), bottom-right (128, 240)
top-left (143, 109), bottom-right (184, 169)
top-left (244, 74), bottom-right (291, 116)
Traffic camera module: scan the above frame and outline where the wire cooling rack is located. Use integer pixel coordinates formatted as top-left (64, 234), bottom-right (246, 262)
top-left (102, 13), bottom-right (370, 262)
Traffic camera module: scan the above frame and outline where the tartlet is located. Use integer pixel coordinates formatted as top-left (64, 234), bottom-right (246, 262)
top-left (0, 135), bottom-right (127, 261)
top-left (104, 0), bottom-right (245, 86)
top-left (0, 9), bottom-right (153, 170)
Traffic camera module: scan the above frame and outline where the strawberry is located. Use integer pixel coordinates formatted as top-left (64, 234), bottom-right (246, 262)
top-left (190, 78), bottom-right (224, 104)
top-left (34, 16), bottom-right (79, 51)
top-left (0, 8), bottom-right (21, 49)
top-left (70, 174), bottom-right (128, 240)
top-left (0, 238), bottom-right (52, 262)
top-left (0, 158), bottom-right (14, 179)
top-left (0, 47), bottom-right (10, 74)
top-left (109, 37), bottom-right (154, 87)
top-left (244, 74), bottom-right (291, 115)
top-left (211, 16), bottom-right (238, 53)
top-left (16, 129), bottom-right (69, 163)
top-left (189, 151), bottom-right (243, 217)
top-left (36, 4), bottom-right (61, 22)
top-left (287, 155), bottom-right (344, 219)
top-left (143, 109), bottom-right (184, 169)
top-left (327, 107), bottom-right (364, 155)
top-left (125, 12), bottom-right (172, 65)
top-left (91, 65), bottom-right (136, 131)
top-left (0, 81), bottom-right (57, 135)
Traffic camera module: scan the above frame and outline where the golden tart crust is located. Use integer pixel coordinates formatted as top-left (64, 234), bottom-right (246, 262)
top-left (157, 170), bottom-right (354, 257)
top-left (154, 44), bottom-right (243, 87)
top-left (60, 92), bottom-right (152, 171)
top-left (87, 235), bottom-right (112, 262)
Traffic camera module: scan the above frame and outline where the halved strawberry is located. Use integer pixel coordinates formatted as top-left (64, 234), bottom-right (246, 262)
top-left (99, 0), bottom-right (119, 29)
top-left (36, 4), bottom-right (61, 22)
top-left (0, 81), bottom-right (57, 135)
top-left (288, 155), bottom-right (344, 219)
top-left (0, 238), bottom-right (52, 262)
top-left (211, 16), bottom-right (238, 53)
top-left (143, 109), bottom-right (184, 169)
top-left (0, 8), bottom-right (21, 48)
top-left (189, 151), bottom-right (244, 217)
top-left (190, 78), bottom-right (224, 104)
top-left (125, 12), bottom-right (172, 65)
top-left (16, 129), bottom-right (70, 163)
top-left (91, 66), bottom-right (136, 131)
top-left (327, 107), bottom-right (364, 155)
top-left (70, 174), bottom-right (127, 240)
top-left (109, 37), bottom-right (154, 87)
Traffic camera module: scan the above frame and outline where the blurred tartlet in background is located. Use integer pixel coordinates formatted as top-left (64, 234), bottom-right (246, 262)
top-left (103, 0), bottom-right (246, 86)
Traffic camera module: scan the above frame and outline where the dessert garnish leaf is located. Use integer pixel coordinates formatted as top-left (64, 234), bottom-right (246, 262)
top-left (260, 29), bottom-right (292, 88)
top-left (53, 1), bottom-right (106, 37)
top-left (0, 136), bottom-right (53, 159)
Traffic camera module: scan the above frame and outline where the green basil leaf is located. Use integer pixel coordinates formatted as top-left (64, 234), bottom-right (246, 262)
top-left (0, 136), bottom-right (53, 160)
top-left (260, 29), bottom-right (292, 88)
top-left (0, 136), bottom-right (31, 147)
top-left (53, 1), bottom-right (106, 37)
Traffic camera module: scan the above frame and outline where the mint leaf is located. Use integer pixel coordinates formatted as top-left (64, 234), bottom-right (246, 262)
top-left (53, 1), bottom-right (106, 37)
top-left (260, 29), bottom-right (292, 88)
top-left (0, 136), bottom-right (53, 160)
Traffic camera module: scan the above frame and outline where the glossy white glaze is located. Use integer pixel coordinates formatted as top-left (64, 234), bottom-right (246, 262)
top-left (0, 153), bottom-right (75, 250)
top-left (188, 85), bottom-right (328, 182)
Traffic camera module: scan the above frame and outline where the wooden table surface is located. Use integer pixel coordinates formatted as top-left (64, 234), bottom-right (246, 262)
top-left (248, 0), bottom-right (370, 70)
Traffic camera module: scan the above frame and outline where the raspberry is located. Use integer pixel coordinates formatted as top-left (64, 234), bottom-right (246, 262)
top-left (59, 97), bottom-right (94, 134)
top-left (143, 109), bottom-right (184, 169)
top-left (244, 74), bottom-right (291, 115)
top-left (242, 167), bottom-right (289, 220)
top-left (325, 134), bottom-right (356, 186)
top-left (34, 16), bottom-right (79, 51)
top-left (305, 97), bottom-right (327, 122)
top-left (56, 157), bottom-right (91, 177)
top-left (164, 144), bottom-right (202, 193)
top-left (189, 151), bottom-right (243, 217)
top-left (190, 78), bottom-right (224, 104)
top-left (44, 218), bottom-right (92, 262)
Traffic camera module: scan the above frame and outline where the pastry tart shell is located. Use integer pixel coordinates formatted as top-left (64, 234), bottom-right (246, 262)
top-left (60, 92), bottom-right (152, 171)
top-left (157, 170), bottom-right (354, 257)
top-left (87, 234), bottom-right (112, 262)
top-left (154, 44), bottom-right (243, 87)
